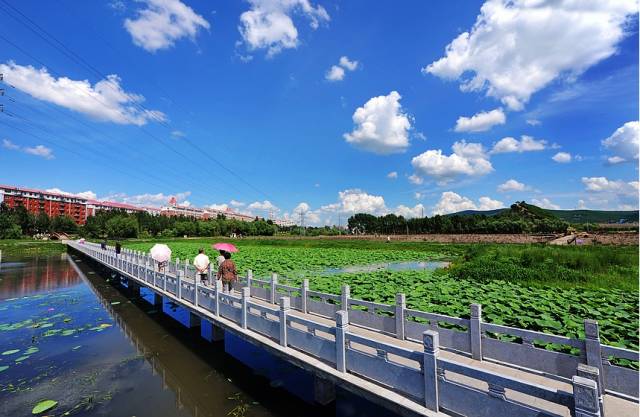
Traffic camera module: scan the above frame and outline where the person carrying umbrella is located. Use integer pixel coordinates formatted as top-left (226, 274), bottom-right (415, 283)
top-left (193, 248), bottom-right (211, 286)
top-left (150, 244), bottom-right (172, 273)
top-left (213, 243), bottom-right (238, 293)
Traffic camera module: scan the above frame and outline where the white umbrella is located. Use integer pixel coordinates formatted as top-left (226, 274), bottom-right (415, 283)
top-left (150, 244), bottom-right (172, 263)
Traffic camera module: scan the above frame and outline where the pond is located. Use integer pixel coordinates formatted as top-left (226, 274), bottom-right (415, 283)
top-left (322, 260), bottom-right (450, 275)
top-left (0, 253), bottom-right (352, 417)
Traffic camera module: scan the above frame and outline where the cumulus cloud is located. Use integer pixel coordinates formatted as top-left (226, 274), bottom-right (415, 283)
top-left (491, 135), bottom-right (546, 154)
top-left (531, 198), bottom-right (560, 210)
top-left (248, 200), bottom-right (279, 212)
top-left (343, 91), bottom-right (412, 154)
top-left (408, 174), bottom-right (423, 185)
top-left (411, 140), bottom-right (492, 184)
top-left (325, 55), bottom-right (359, 82)
top-left (387, 171), bottom-right (398, 179)
top-left (424, 0), bottom-right (637, 110)
top-left (292, 201), bottom-right (321, 224)
top-left (0, 61), bottom-right (164, 126)
top-left (239, 0), bottom-right (329, 57)
top-left (432, 191), bottom-right (504, 215)
top-left (602, 121), bottom-right (639, 164)
top-left (105, 191), bottom-right (191, 206)
top-left (230, 200), bottom-right (245, 207)
top-left (3, 139), bottom-right (54, 160)
top-left (526, 119), bottom-right (541, 126)
top-left (208, 203), bottom-right (229, 211)
top-left (552, 152), bottom-right (572, 163)
top-left (124, 0), bottom-right (210, 52)
top-left (325, 65), bottom-right (345, 81)
top-left (394, 204), bottom-right (425, 219)
top-left (497, 179), bottom-right (528, 192)
top-left (46, 188), bottom-right (97, 200)
top-left (582, 177), bottom-right (638, 196)
top-left (171, 130), bottom-right (186, 138)
top-left (454, 108), bottom-right (505, 132)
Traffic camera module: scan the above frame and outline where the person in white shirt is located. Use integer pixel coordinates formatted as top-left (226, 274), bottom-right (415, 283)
top-left (216, 250), bottom-right (226, 268)
top-left (193, 248), bottom-right (210, 285)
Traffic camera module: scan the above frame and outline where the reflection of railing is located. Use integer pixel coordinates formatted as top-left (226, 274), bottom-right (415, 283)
top-left (67, 241), bottom-right (638, 417)
top-left (68, 258), bottom-right (203, 416)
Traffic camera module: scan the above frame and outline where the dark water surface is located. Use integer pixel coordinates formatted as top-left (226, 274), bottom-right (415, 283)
top-left (0, 254), bottom-right (335, 417)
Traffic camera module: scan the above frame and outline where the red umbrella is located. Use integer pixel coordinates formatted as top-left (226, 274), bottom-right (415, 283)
top-left (213, 242), bottom-right (238, 253)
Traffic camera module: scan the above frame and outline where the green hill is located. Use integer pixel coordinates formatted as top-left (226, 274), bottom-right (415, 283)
top-left (448, 201), bottom-right (638, 224)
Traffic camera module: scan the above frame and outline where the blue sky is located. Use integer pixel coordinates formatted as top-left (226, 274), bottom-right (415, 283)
top-left (0, 0), bottom-right (638, 225)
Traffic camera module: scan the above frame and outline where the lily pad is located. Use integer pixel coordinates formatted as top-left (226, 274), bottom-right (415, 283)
top-left (2, 349), bottom-right (20, 355)
top-left (15, 355), bottom-right (30, 362)
top-left (72, 345), bottom-right (82, 351)
top-left (61, 329), bottom-right (76, 336)
top-left (110, 301), bottom-right (121, 305)
top-left (32, 399), bottom-right (58, 414)
top-left (0, 365), bottom-right (8, 372)
top-left (24, 347), bottom-right (39, 355)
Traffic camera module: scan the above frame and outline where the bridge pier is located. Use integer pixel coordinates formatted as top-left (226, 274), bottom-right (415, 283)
top-left (200, 319), bottom-right (225, 342)
top-left (313, 375), bottom-right (336, 405)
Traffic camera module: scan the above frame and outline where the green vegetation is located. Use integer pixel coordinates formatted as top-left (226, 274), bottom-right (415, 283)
top-left (124, 238), bottom-right (638, 357)
top-left (349, 201), bottom-right (569, 234)
top-left (0, 240), bottom-right (65, 256)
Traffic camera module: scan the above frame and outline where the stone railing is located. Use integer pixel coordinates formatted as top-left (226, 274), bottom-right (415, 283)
top-left (68, 241), bottom-right (638, 416)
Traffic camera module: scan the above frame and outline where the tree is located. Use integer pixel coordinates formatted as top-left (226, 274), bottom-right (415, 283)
top-left (35, 212), bottom-right (50, 234)
top-left (105, 215), bottom-right (138, 238)
top-left (50, 215), bottom-right (78, 234)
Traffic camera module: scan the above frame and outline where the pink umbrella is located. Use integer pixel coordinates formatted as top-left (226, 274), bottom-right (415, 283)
top-left (213, 242), bottom-right (238, 253)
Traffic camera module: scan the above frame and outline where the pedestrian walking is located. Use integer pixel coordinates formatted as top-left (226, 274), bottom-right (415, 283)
top-left (217, 251), bottom-right (237, 293)
top-left (216, 250), bottom-right (226, 267)
top-left (101, 240), bottom-right (107, 250)
top-left (115, 242), bottom-right (121, 257)
top-left (193, 248), bottom-right (211, 286)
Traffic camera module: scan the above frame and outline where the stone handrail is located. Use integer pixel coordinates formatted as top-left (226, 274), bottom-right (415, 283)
top-left (69, 241), bottom-right (636, 414)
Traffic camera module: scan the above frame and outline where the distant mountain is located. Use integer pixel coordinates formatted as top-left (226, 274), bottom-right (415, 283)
top-left (447, 202), bottom-right (639, 224)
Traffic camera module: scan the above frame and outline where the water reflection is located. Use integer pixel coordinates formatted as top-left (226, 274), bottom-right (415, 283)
top-left (0, 254), bottom-right (82, 300)
top-left (323, 260), bottom-right (450, 275)
top-left (0, 255), bottom-right (324, 417)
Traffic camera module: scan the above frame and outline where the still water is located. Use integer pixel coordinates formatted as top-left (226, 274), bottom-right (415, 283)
top-left (0, 254), bottom-right (344, 417)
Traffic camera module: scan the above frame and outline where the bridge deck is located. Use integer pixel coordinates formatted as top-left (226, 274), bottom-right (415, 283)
top-left (67, 241), bottom-right (638, 417)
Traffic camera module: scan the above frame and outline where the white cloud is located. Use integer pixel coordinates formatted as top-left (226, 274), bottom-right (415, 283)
top-left (208, 203), bottom-right (229, 211)
top-left (491, 135), bottom-right (546, 154)
top-left (414, 192), bottom-right (424, 200)
top-left (325, 55), bottom-right (359, 82)
top-left (335, 189), bottom-right (386, 214)
top-left (171, 130), bottom-right (186, 138)
top-left (325, 65), bottom-right (345, 81)
top-left (577, 199), bottom-right (587, 209)
top-left (46, 188), bottom-right (97, 200)
top-left (531, 198), bottom-right (560, 210)
top-left (2, 139), bottom-right (19, 150)
top-left (248, 200), bottom-right (279, 212)
top-left (454, 108), bottom-right (505, 132)
top-left (3, 139), bottom-right (54, 159)
top-left (408, 174), bottom-right (423, 185)
top-left (0, 61), bottom-right (165, 126)
top-left (526, 119), bottom-right (541, 126)
top-left (124, 0), bottom-right (210, 52)
top-left (239, 0), bottom-right (329, 57)
top-left (582, 177), bottom-right (638, 196)
top-left (552, 152), bottom-right (572, 163)
top-left (387, 171), bottom-right (398, 179)
top-left (394, 204), bottom-right (425, 219)
top-left (24, 145), bottom-right (54, 160)
top-left (105, 191), bottom-right (191, 206)
top-left (343, 91), bottom-right (412, 154)
top-left (411, 140), bottom-right (492, 183)
top-left (339, 56), bottom-right (358, 71)
top-left (230, 200), bottom-right (245, 207)
top-left (497, 179), bottom-right (528, 192)
top-left (432, 191), bottom-right (503, 215)
top-left (602, 121), bottom-right (639, 164)
top-left (424, 0), bottom-right (637, 110)
top-left (292, 201), bottom-right (321, 224)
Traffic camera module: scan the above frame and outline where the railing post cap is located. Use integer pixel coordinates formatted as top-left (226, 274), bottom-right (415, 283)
top-left (341, 284), bottom-right (350, 293)
top-left (396, 293), bottom-right (406, 303)
top-left (336, 310), bottom-right (349, 327)
top-left (271, 272), bottom-right (278, 281)
top-left (215, 280), bottom-right (222, 289)
top-left (584, 319), bottom-right (599, 339)
top-left (279, 296), bottom-right (290, 310)
top-left (470, 303), bottom-right (482, 317)
top-left (423, 330), bottom-right (439, 352)
top-left (178, 270), bottom-right (184, 278)
top-left (241, 286), bottom-right (250, 297)
top-left (577, 363), bottom-right (600, 377)
top-left (302, 278), bottom-right (309, 287)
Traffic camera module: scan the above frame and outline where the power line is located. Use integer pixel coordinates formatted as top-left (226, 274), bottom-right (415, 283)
top-left (0, 0), bottom-right (273, 201)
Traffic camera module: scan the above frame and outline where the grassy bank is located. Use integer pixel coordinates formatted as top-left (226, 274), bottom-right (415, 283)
top-left (0, 239), bottom-right (65, 257)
